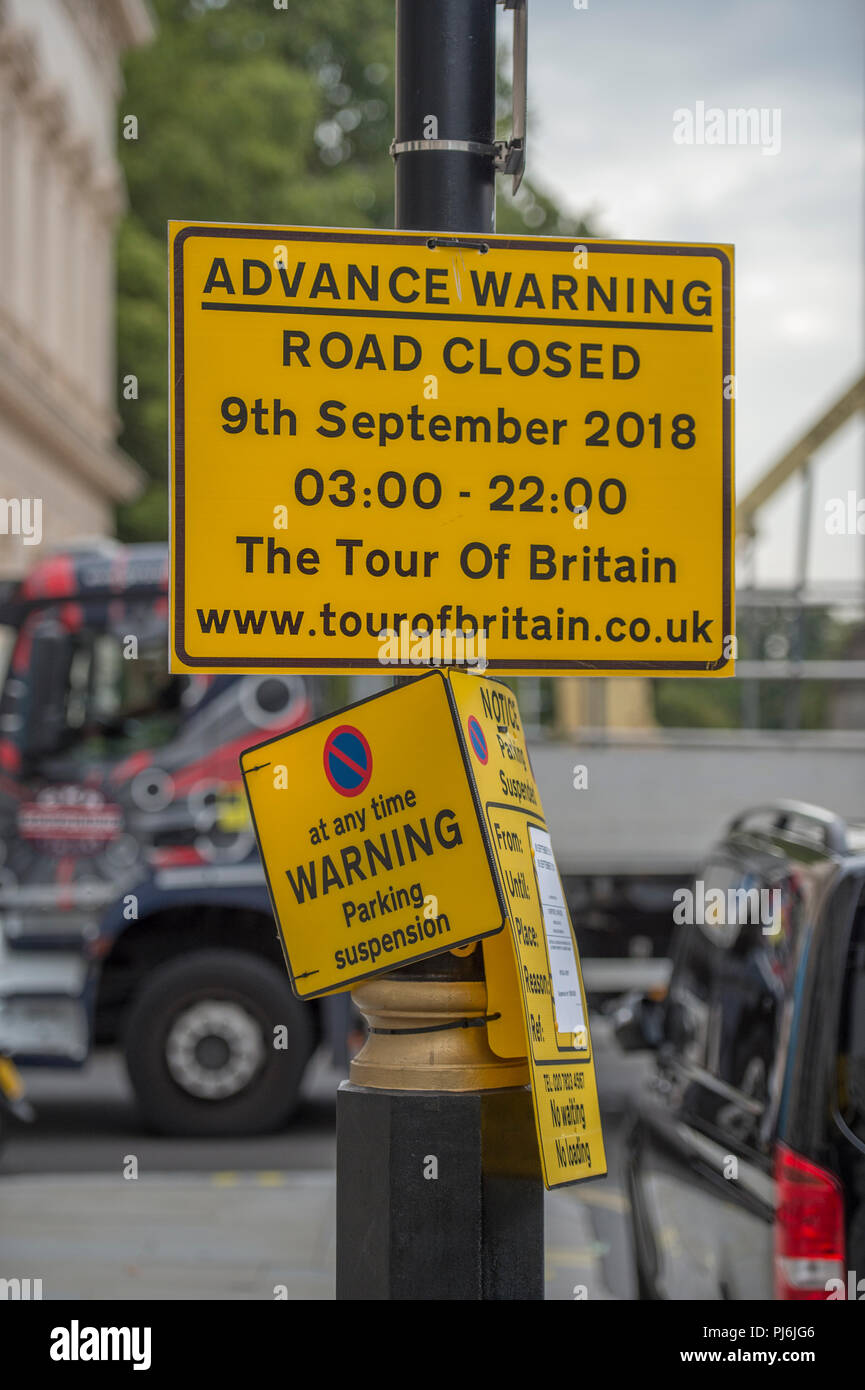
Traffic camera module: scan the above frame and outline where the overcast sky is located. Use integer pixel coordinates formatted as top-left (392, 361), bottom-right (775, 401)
top-left (526, 0), bottom-right (864, 587)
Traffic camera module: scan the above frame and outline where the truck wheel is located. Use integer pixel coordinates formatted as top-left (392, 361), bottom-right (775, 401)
top-left (123, 950), bottom-right (314, 1137)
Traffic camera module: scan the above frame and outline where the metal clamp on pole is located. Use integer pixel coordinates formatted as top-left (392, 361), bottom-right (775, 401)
top-left (390, 138), bottom-right (498, 159)
top-left (495, 0), bottom-right (527, 192)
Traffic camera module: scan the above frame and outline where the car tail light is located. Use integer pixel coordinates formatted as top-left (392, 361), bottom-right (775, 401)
top-left (774, 1142), bottom-right (845, 1299)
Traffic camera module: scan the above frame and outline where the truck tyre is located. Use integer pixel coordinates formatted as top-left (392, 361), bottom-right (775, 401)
top-left (123, 950), bottom-right (314, 1136)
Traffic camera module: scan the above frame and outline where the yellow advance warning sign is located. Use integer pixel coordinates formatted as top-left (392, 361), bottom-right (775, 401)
top-left (447, 672), bottom-right (607, 1189)
top-left (169, 223), bottom-right (734, 677)
top-left (239, 671), bottom-right (506, 997)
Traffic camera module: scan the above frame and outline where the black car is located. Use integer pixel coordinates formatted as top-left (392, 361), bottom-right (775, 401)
top-left (619, 800), bottom-right (865, 1301)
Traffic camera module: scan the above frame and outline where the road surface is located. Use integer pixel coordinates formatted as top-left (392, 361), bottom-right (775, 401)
top-left (0, 1017), bottom-right (649, 1300)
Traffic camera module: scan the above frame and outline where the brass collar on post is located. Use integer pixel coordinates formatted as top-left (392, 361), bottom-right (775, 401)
top-left (349, 979), bottom-right (529, 1091)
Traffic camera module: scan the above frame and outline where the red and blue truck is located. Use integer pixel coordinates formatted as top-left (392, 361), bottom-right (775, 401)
top-left (0, 539), bottom-right (338, 1135)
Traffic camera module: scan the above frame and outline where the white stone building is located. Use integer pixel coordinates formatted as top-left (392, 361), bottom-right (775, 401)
top-left (0, 0), bottom-right (153, 575)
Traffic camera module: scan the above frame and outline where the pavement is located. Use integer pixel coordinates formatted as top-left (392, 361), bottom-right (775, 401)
top-left (0, 1018), bottom-right (649, 1300)
top-left (0, 1170), bottom-right (626, 1301)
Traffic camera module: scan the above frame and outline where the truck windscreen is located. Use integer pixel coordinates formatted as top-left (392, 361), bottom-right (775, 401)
top-left (61, 632), bottom-right (185, 759)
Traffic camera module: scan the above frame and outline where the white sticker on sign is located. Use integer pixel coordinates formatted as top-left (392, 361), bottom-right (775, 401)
top-left (528, 826), bottom-right (585, 1038)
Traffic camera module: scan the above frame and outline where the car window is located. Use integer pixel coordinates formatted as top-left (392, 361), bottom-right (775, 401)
top-left (837, 892), bottom-right (865, 1146)
top-left (0, 625), bottom-right (14, 691)
top-left (666, 857), bottom-right (807, 1147)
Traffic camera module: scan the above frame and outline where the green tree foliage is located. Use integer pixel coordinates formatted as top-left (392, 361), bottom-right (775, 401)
top-left (653, 604), bottom-right (860, 730)
top-left (116, 0), bottom-right (590, 540)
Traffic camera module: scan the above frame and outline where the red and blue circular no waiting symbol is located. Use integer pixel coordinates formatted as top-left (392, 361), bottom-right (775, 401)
top-left (323, 724), bottom-right (373, 797)
top-left (467, 715), bottom-right (488, 765)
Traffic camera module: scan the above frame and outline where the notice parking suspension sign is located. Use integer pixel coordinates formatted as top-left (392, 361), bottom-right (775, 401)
top-left (169, 223), bottom-right (734, 676)
top-left (447, 671), bottom-right (606, 1188)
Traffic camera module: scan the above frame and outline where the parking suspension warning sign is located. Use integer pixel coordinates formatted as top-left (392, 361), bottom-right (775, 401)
top-left (170, 223), bottom-right (734, 676)
top-left (239, 672), bottom-right (506, 998)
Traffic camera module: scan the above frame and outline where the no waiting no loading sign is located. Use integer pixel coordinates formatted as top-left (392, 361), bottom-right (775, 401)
top-left (466, 715), bottom-right (488, 764)
top-left (323, 725), bottom-right (372, 797)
